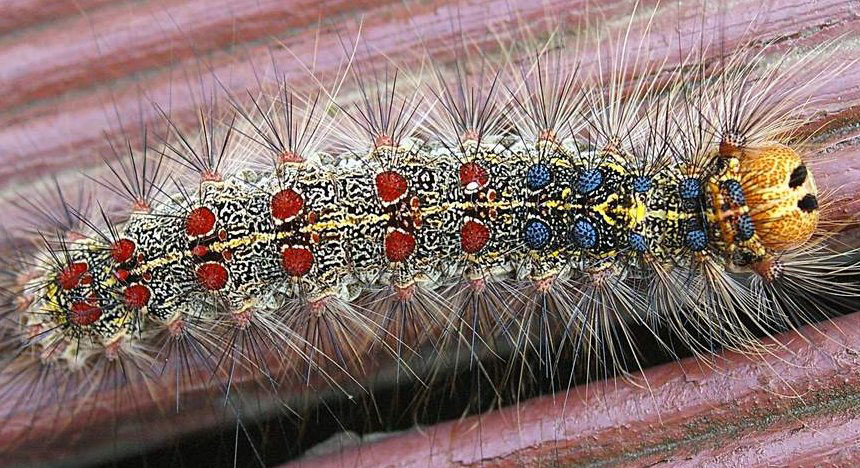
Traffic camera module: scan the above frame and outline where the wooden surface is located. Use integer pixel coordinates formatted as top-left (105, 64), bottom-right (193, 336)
top-left (300, 312), bottom-right (860, 467)
top-left (0, 0), bottom-right (859, 465)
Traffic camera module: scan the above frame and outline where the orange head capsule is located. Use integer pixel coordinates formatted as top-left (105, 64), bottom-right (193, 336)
top-left (739, 143), bottom-right (819, 251)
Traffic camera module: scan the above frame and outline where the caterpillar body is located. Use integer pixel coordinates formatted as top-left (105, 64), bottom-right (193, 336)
top-left (2, 1), bottom-right (859, 465)
top-left (25, 114), bottom-right (822, 361)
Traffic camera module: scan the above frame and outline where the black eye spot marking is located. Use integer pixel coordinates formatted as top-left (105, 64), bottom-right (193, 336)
top-left (798, 193), bottom-right (818, 212)
top-left (788, 165), bottom-right (807, 189)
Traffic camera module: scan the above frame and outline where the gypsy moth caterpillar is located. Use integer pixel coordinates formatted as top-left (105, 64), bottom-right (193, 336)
top-left (0, 0), bottom-right (856, 464)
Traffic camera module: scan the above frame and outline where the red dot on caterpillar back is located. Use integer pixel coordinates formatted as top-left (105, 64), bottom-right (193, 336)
top-left (196, 262), bottom-right (228, 291)
top-left (123, 284), bottom-right (151, 309)
top-left (186, 207), bottom-right (216, 237)
top-left (58, 262), bottom-right (89, 290)
top-left (461, 219), bottom-right (490, 253)
top-left (115, 268), bottom-right (130, 282)
top-left (459, 162), bottom-right (489, 193)
top-left (271, 189), bottom-right (304, 221)
top-left (69, 299), bottom-right (101, 326)
top-left (385, 229), bottom-right (416, 262)
top-left (376, 171), bottom-right (408, 203)
top-left (110, 239), bottom-right (136, 263)
top-left (281, 247), bottom-right (314, 277)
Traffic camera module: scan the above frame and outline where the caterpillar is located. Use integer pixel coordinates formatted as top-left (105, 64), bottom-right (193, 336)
top-left (1, 0), bottom-right (859, 465)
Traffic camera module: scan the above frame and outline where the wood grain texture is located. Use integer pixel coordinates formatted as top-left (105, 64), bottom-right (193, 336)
top-left (301, 312), bottom-right (860, 467)
top-left (0, 0), bottom-right (858, 465)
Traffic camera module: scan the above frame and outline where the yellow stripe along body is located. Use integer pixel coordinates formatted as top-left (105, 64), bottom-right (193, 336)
top-left (36, 138), bottom-right (709, 346)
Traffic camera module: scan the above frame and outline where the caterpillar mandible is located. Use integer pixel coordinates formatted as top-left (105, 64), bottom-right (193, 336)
top-left (1, 0), bottom-right (859, 465)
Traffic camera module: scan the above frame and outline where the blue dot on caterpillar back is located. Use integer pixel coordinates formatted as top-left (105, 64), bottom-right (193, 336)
top-left (722, 179), bottom-right (746, 205)
top-left (685, 229), bottom-right (708, 251)
top-left (629, 232), bottom-right (647, 252)
top-left (633, 176), bottom-right (652, 193)
top-left (524, 218), bottom-right (552, 250)
top-left (577, 168), bottom-right (603, 194)
top-left (736, 214), bottom-right (755, 241)
top-left (680, 177), bottom-right (702, 199)
top-left (572, 218), bottom-right (597, 249)
top-left (526, 163), bottom-right (552, 191)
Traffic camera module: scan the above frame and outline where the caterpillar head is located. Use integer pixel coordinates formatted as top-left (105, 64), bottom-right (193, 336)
top-left (712, 143), bottom-right (820, 282)
top-left (739, 143), bottom-right (819, 251)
